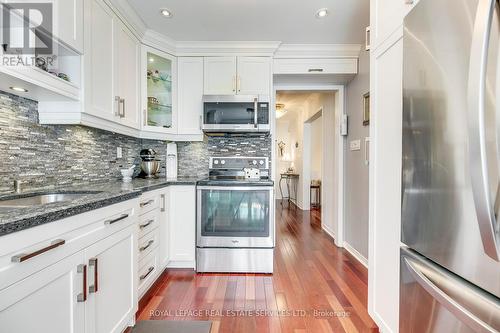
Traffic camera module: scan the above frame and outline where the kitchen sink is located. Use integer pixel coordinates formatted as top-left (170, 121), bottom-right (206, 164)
top-left (0, 191), bottom-right (102, 208)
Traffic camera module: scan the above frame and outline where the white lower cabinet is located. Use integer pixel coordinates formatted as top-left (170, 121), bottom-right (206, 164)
top-left (0, 199), bottom-right (139, 333)
top-left (84, 225), bottom-right (137, 333)
top-left (168, 186), bottom-right (196, 269)
top-left (0, 251), bottom-right (85, 333)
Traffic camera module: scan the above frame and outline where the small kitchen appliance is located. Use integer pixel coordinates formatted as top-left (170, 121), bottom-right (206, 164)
top-left (139, 148), bottom-right (160, 178)
top-left (166, 142), bottom-right (178, 179)
top-left (196, 156), bottom-right (274, 273)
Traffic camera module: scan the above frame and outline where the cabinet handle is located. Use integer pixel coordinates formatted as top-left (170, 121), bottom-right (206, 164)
top-left (143, 109), bottom-right (147, 126)
top-left (237, 75), bottom-right (241, 93)
top-left (140, 199), bottom-right (154, 207)
top-left (89, 258), bottom-right (98, 293)
top-left (77, 264), bottom-right (87, 302)
top-left (104, 214), bottom-right (129, 225)
top-left (139, 240), bottom-right (154, 252)
top-left (115, 96), bottom-right (121, 116)
top-left (199, 115), bottom-right (202, 130)
top-left (254, 97), bottom-right (258, 129)
top-left (120, 98), bottom-right (125, 118)
top-left (364, 137), bottom-right (370, 166)
top-left (140, 266), bottom-right (155, 280)
top-left (161, 194), bottom-right (166, 212)
top-left (404, 0), bottom-right (414, 4)
top-left (11, 239), bottom-right (65, 263)
top-left (232, 76), bottom-right (236, 92)
top-left (140, 219), bottom-right (154, 229)
top-left (308, 68), bottom-right (324, 73)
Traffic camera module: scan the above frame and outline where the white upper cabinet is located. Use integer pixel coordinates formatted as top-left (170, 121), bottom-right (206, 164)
top-left (237, 57), bottom-right (271, 95)
top-left (54, 0), bottom-right (84, 53)
top-left (204, 56), bottom-right (271, 96)
top-left (370, 0), bottom-right (420, 50)
top-left (204, 57), bottom-right (237, 95)
top-left (115, 21), bottom-right (141, 129)
top-left (84, 0), bottom-right (116, 122)
top-left (177, 57), bottom-right (204, 137)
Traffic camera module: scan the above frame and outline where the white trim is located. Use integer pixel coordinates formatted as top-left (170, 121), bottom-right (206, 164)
top-left (273, 84), bottom-right (346, 249)
top-left (371, 312), bottom-right (394, 333)
top-left (106, 0), bottom-right (147, 40)
top-left (322, 223), bottom-right (336, 240)
top-left (274, 44), bottom-right (362, 59)
top-left (142, 29), bottom-right (177, 56)
top-left (176, 41), bottom-right (282, 57)
top-left (343, 242), bottom-right (368, 268)
top-left (166, 261), bottom-right (196, 269)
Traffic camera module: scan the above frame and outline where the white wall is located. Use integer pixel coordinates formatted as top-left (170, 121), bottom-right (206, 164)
top-left (344, 48), bottom-right (370, 260)
top-left (310, 116), bottom-right (323, 182)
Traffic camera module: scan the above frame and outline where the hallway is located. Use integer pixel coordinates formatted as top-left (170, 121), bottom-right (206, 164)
top-left (135, 202), bottom-right (378, 333)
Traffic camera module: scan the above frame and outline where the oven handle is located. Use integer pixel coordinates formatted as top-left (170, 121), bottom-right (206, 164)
top-left (196, 186), bottom-right (274, 191)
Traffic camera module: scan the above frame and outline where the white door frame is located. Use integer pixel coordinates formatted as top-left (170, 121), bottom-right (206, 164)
top-left (272, 84), bottom-right (346, 247)
top-left (303, 108), bottom-right (323, 211)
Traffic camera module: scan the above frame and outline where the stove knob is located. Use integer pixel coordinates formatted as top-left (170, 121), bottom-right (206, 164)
top-left (221, 160), bottom-right (226, 165)
top-left (252, 160), bottom-right (257, 165)
top-left (259, 160), bottom-right (264, 165)
top-left (213, 160), bottom-right (219, 165)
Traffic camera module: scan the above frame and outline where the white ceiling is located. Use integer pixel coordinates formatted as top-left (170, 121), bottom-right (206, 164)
top-left (126, 0), bottom-right (369, 44)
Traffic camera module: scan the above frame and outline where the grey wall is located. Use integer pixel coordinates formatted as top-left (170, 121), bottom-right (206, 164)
top-left (0, 90), bottom-right (271, 194)
top-left (344, 49), bottom-right (370, 259)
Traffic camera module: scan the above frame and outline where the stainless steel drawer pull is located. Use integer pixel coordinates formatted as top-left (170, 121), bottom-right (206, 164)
top-left (104, 214), bottom-right (129, 225)
top-left (139, 220), bottom-right (154, 229)
top-left (89, 258), bottom-right (98, 293)
top-left (11, 239), bottom-right (66, 263)
top-left (308, 68), bottom-right (324, 72)
top-left (140, 266), bottom-right (155, 280)
top-left (140, 199), bottom-right (154, 207)
top-left (140, 240), bottom-right (154, 252)
top-left (77, 264), bottom-right (87, 302)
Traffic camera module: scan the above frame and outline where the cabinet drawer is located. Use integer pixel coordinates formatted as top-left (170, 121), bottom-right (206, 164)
top-left (273, 58), bottom-right (358, 75)
top-left (0, 200), bottom-right (137, 291)
top-left (139, 192), bottom-right (163, 216)
top-left (138, 228), bottom-right (160, 262)
top-left (138, 209), bottom-right (160, 238)
top-left (138, 249), bottom-right (159, 297)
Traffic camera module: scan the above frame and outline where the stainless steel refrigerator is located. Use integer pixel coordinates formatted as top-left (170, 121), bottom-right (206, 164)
top-left (401, 0), bottom-right (500, 331)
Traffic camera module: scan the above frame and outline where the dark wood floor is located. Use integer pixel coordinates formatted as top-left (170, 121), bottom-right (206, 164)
top-left (135, 201), bottom-right (378, 333)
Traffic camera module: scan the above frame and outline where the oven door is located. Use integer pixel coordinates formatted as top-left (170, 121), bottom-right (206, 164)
top-left (197, 186), bottom-right (274, 248)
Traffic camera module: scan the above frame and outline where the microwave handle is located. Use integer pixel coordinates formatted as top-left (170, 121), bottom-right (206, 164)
top-left (254, 98), bottom-right (258, 128)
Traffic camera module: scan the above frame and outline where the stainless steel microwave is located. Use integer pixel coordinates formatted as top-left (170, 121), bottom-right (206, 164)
top-left (202, 95), bottom-right (270, 133)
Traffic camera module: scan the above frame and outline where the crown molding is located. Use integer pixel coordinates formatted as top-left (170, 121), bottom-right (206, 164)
top-left (175, 41), bottom-right (282, 57)
top-left (274, 44), bottom-right (362, 59)
top-left (106, 0), bottom-right (147, 40)
top-left (142, 29), bottom-right (177, 55)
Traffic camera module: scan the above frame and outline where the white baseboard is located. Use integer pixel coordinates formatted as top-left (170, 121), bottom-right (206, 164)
top-left (370, 310), bottom-right (394, 333)
top-left (322, 224), bottom-right (336, 240)
top-left (343, 241), bottom-right (368, 268)
top-left (166, 260), bottom-right (196, 269)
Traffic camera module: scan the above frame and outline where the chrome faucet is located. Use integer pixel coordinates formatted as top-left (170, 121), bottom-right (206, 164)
top-left (14, 180), bottom-right (21, 193)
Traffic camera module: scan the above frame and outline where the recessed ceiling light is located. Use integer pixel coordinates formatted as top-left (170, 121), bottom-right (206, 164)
top-left (316, 8), bottom-right (328, 18)
top-left (160, 8), bottom-right (173, 18)
top-left (10, 86), bottom-right (28, 93)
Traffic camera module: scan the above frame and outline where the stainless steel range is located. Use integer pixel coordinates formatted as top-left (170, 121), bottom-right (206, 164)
top-left (196, 156), bottom-right (274, 273)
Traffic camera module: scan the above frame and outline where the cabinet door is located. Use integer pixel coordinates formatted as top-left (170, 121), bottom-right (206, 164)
top-left (54, 0), bottom-right (84, 53)
top-left (177, 57), bottom-right (203, 136)
top-left (0, 251), bottom-right (85, 333)
top-left (142, 47), bottom-right (177, 134)
top-left (370, 0), bottom-right (419, 50)
top-left (115, 21), bottom-right (140, 129)
top-left (203, 57), bottom-right (237, 95)
top-left (84, 0), bottom-right (116, 121)
top-left (85, 225), bottom-right (137, 333)
top-left (237, 57), bottom-right (271, 95)
top-left (168, 186), bottom-right (196, 268)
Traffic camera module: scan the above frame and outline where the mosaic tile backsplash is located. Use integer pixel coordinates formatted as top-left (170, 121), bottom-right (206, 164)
top-left (0, 90), bottom-right (272, 193)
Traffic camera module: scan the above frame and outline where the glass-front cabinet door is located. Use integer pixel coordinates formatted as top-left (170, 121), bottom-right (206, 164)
top-left (141, 46), bottom-right (177, 134)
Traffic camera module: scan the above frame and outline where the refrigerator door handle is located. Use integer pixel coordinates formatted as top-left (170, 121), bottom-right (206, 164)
top-left (403, 252), bottom-right (500, 333)
top-left (467, 0), bottom-right (500, 261)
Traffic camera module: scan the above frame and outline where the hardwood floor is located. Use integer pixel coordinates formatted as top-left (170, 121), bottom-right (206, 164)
top-left (135, 201), bottom-right (378, 333)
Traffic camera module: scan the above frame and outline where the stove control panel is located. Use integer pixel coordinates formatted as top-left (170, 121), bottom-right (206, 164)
top-left (209, 157), bottom-right (269, 170)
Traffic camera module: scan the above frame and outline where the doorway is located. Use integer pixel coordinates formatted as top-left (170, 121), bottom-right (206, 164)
top-left (273, 87), bottom-right (345, 247)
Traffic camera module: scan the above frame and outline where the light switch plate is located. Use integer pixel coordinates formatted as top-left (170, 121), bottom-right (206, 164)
top-left (350, 140), bottom-right (361, 151)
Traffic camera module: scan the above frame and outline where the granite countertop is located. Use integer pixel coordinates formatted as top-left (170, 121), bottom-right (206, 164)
top-left (0, 177), bottom-right (199, 237)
